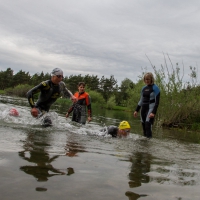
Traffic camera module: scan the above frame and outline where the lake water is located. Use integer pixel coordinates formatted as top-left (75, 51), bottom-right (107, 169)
top-left (0, 95), bottom-right (200, 200)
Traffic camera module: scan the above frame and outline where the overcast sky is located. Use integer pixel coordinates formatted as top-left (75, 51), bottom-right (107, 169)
top-left (0, 0), bottom-right (199, 84)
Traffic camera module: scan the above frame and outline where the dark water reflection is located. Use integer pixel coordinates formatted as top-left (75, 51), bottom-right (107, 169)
top-left (19, 130), bottom-right (67, 184)
top-left (128, 152), bottom-right (151, 187)
top-left (1, 96), bottom-right (200, 200)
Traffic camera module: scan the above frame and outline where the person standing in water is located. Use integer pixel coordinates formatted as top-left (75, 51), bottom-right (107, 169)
top-left (66, 82), bottom-right (92, 124)
top-left (26, 68), bottom-right (76, 124)
top-left (133, 72), bottom-right (160, 138)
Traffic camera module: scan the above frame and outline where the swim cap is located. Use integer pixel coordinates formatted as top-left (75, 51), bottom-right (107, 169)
top-left (51, 68), bottom-right (63, 76)
top-left (118, 121), bottom-right (130, 130)
top-left (9, 108), bottom-right (19, 117)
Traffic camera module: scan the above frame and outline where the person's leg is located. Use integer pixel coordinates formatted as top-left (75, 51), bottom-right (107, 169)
top-left (140, 106), bottom-right (148, 137)
top-left (145, 112), bottom-right (155, 138)
top-left (141, 122), bottom-right (146, 137)
top-left (42, 115), bottom-right (52, 126)
top-left (145, 121), bottom-right (152, 138)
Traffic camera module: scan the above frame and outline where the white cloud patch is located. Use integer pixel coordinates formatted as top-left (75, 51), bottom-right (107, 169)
top-left (0, 0), bottom-right (199, 84)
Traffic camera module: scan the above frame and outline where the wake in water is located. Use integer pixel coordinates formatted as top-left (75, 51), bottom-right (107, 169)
top-left (0, 102), bottom-right (142, 140)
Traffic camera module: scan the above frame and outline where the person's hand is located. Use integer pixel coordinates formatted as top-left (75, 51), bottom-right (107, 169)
top-left (66, 112), bottom-right (69, 118)
top-left (88, 116), bottom-right (92, 122)
top-left (31, 107), bottom-right (39, 118)
top-left (149, 113), bottom-right (155, 118)
top-left (133, 111), bottom-right (138, 117)
top-left (71, 95), bottom-right (77, 103)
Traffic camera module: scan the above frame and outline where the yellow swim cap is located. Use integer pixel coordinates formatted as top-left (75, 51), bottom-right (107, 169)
top-left (118, 121), bottom-right (131, 130)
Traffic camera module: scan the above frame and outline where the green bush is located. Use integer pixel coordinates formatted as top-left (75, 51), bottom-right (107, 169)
top-left (5, 84), bottom-right (33, 97)
top-left (106, 95), bottom-right (116, 109)
top-left (87, 90), bottom-right (106, 106)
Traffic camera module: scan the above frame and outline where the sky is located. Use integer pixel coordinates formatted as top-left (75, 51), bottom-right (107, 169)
top-left (0, 0), bottom-right (200, 85)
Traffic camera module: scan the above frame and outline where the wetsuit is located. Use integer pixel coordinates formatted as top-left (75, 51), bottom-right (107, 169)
top-left (100, 126), bottom-right (118, 137)
top-left (67, 91), bottom-right (92, 124)
top-left (27, 80), bottom-right (72, 112)
top-left (135, 84), bottom-right (160, 138)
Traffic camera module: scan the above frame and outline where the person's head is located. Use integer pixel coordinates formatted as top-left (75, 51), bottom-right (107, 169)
top-left (51, 68), bottom-right (64, 84)
top-left (78, 82), bottom-right (86, 93)
top-left (9, 108), bottom-right (19, 117)
top-left (143, 72), bottom-right (154, 85)
top-left (118, 121), bottom-right (131, 137)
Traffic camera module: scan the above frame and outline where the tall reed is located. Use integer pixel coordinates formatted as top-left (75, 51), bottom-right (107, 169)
top-left (149, 54), bottom-right (200, 130)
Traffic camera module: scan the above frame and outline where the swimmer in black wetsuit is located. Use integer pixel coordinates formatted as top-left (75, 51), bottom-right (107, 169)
top-left (133, 72), bottom-right (160, 138)
top-left (26, 68), bottom-right (76, 124)
top-left (100, 121), bottom-right (131, 137)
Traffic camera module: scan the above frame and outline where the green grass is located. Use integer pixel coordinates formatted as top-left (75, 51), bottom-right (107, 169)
top-left (0, 90), bottom-right (5, 95)
top-left (113, 105), bottom-right (131, 111)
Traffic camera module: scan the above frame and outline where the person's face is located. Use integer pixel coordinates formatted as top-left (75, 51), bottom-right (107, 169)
top-left (51, 74), bottom-right (63, 84)
top-left (144, 76), bottom-right (152, 85)
top-left (118, 129), bottom-right (130, 137)
top-left (78, 84), bottom-right (85, 93)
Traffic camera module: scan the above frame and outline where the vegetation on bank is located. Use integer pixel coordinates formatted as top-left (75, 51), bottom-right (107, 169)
top-left (0, 59), bottom-right (200, 131)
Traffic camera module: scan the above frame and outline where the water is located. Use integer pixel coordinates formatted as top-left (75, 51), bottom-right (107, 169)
top-left (0, 95), bottom-right (200, 200)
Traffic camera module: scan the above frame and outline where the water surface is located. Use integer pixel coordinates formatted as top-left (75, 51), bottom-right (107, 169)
top-left (0, 96), bottom-right (200, 200)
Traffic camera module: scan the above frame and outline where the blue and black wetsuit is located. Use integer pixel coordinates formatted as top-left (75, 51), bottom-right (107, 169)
top-left (27, 80), bottom-right (72, 112)
top-left (135, 84), bottom-right (160, 138)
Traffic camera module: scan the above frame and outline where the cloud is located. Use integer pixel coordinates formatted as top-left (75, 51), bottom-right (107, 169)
top-left (0, 0), bottom-right (199, 84)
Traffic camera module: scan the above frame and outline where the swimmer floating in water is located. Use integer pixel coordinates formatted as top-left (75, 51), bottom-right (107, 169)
top-left (100, 121), bottom-right (131, 137)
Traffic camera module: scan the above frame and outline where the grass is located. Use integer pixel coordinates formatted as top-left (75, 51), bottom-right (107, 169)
top-left (0, 90), bottom-right (5, 95)
top-left (113, 105), bottom-right (131, 111)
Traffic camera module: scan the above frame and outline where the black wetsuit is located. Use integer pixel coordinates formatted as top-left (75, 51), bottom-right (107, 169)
top-left (100, 126), bottom-right (118, 137)
top-left (67, 91), bottom-right (92, 125)
top-left (135, 84), bottom-right (160, 138)
top-left (27, 80), bottom-right (72, 112)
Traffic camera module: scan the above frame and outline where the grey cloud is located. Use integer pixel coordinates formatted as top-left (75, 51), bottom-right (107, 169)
top-left (0, 0), bottom-right (200, 84)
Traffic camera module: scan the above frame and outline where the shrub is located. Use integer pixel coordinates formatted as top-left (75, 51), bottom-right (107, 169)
top-left (87, 90), bottom-right (106, 106)
top-left (5, 84), bottom-right (33, 97)
top-left (106, 95), bottom-right (116, 109)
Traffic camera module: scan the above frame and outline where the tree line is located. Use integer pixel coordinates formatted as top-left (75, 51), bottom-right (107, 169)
top-left (1, 64), bottom-right (200, 131)
top-left (0, 67), bottom-right (135, 107)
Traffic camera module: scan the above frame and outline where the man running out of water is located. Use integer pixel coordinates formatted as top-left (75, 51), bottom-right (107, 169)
top-left (26, 68), bottom-right (76, 125)
top-left (66, 82), bottom-right (92, 124)
top-left (100, 121), bottom-right (131, 137)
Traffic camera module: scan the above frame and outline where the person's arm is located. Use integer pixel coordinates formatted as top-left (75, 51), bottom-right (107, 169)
top-left (26, 81), bottom-right (48, 117)
top-left (87, 104), bottom-right (92, 122)
top-left (59, 82), bottom-right (77, 102)
top-left (26, 82), bottom-right (46, 108)
top-left (66, 104), bottom-right (75, 118)
top-left (133, 88), bottom-right (143, 117)
top-left (86, 93), bottom-right (92, 122)
top-left (26, 84), bottom-right (42, 108)
top-left (151, 84), bottom-right (160, 115)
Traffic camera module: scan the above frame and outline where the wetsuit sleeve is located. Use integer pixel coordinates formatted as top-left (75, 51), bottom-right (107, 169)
top-left (86, 93), bottom-right (92, 117)
top-left (66, 92), bottom-right (78, 114)
top-left (152, 85), bottom-right (160, 114)
top-left (135, 87), bottom-right (144, 112)
top-left (26, 82), bottom-right (48, 108)
top-left (67, 104), bottom-right (75, 114)
top-left (107, 126), bottom-right (118, 137)
top-left (59, 82), bottom-right (73, 98)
